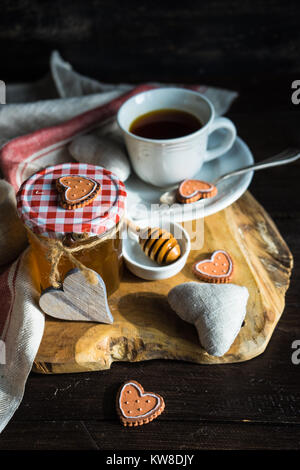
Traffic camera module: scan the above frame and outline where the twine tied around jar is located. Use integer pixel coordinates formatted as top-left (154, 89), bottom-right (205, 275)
top-left (26, 219), bottom-right (124, 288)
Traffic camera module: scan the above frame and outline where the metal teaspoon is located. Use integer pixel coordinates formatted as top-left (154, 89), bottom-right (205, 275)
top-left (159, 147), bottom-right (300, 205)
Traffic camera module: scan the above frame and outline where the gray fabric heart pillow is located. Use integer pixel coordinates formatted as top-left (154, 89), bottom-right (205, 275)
top-left (168, 282), bottom-right (249, 357)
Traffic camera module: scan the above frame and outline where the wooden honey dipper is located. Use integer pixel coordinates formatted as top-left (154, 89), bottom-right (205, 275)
top-left (126, 219), bottom-right (181, 265)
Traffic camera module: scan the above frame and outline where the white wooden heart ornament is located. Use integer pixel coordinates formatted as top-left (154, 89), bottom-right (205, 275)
top-left (39, 268), bottom-right (114, 323)
top-left (168, 282), bottom-right (249, 357)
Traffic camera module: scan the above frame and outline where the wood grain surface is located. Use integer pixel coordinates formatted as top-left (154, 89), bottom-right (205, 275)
top-left (33, 191), bottom-right (292, 373)
top-left (39, 268), bottom-right (114, 324)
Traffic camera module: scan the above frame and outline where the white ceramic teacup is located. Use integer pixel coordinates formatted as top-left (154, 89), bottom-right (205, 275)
top-left (117, 87), bottom-right (236, 187)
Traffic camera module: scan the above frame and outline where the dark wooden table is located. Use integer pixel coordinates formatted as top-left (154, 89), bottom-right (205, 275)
top-left (0, 75), bottom-right (299, 451)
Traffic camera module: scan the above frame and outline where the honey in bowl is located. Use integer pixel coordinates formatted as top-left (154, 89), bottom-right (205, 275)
top-left (129, 108), bottom-right (202, 140)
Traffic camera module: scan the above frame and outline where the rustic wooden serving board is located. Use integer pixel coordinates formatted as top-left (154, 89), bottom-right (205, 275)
top-left (33, 192), bottom-right (293, 374)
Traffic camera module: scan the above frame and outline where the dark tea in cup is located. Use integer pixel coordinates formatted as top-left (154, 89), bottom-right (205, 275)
top-left (129, 108), bottom-right (202, 140)
top-left (117, 88), bottom-right (236, 186)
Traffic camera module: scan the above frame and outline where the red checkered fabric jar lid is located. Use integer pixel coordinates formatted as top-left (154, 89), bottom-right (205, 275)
top-left (16, 163), bottom-right (127, 239)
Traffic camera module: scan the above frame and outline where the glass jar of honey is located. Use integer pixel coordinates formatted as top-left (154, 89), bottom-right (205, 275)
top-left (16, 163), bottom-right (127, 297)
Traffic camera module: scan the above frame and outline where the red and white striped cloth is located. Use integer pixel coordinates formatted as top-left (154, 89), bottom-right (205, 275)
top-left (0, 51), bottom-right (238, 433)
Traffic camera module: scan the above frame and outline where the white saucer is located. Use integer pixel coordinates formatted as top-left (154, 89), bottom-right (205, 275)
top-left (125, 134), bottom-right (254, 224)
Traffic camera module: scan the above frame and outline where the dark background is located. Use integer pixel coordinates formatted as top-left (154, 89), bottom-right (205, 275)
top-left (0, 0), bottom-right (299, 88)
top-left (0, 0), bottom-right (299, 451)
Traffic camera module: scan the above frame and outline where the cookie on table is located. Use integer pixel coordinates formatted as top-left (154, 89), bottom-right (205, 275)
top-left (116, 380), bottom-right (165, 427)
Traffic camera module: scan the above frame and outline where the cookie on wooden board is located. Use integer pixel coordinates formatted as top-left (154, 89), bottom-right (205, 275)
top-left (193, 249), bottom-right (234, 283)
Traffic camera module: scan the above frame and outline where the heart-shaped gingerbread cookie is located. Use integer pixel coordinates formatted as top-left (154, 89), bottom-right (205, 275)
top-left (56, 175), bottom-right (101, 209)
top-left (193, 250), bottom-right (233, 283)
top-left (176, 179), bottom-right (217, 203)
top-left (117, 380), bottom-right (165, 427)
